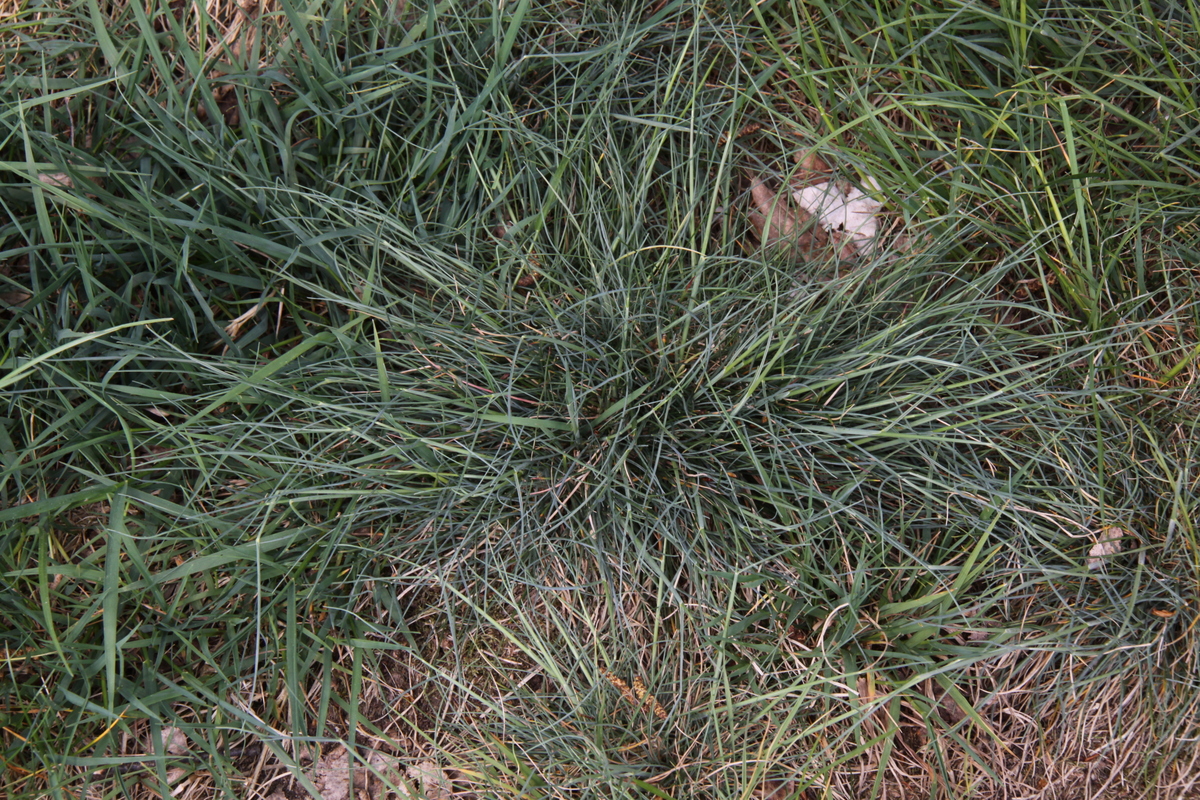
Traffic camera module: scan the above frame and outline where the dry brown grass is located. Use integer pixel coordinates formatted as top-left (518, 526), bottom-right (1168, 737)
top-left (27, 525), bottom-right (1200, 800)
top-left (0, 0), bottom-right (62, 57)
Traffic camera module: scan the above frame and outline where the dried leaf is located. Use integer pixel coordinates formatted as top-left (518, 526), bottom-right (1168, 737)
top-left (34, 170), bottom-right (105, 194)
top-left (791, 179), bottom-right (883, 256)
top-left (152, 727), bottom-right (192, 786)
top-left (407, 762), bottom-right (452, 800)
top-left (1, 291), bottom-right (32, 308)
top-left (160, 726), bottom-right (190, 756)
top-left (37, 172), bottom-right (74, 188)
top-left (748, 178), bottom-right (801, 243)
top-left (1088, 527), bottom-right (1127, 571)
top-left (367, 752), bottom-right (408, 799)
top-left (310, 746), bottom-right (356, 800)
top-left (796, 149), bottom-right (831, 174)
top-left (792, 149), bottom-right (832, 184)
top-left (745, 176), bottom-right (829, 259)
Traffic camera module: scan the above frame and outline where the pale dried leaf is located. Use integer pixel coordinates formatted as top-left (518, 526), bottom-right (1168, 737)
top-left (37, 172), bottom-right (73, 188)
top-left (792, 179), bottom-right (883, 255)
top-left (367, 751), bottom-right (410, 799)
top-left (311, 746), bottom-right (353, 800)
top-left (1088, 528), bottom-right (1127, 571)
top-left (407, 762), bottom-right (452, 800)
top-left (160, 726), bottom-right (190, 756)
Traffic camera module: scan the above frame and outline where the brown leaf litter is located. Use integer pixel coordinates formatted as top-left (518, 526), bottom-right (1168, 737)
top-left (745, 174), bottom-right (833, 260)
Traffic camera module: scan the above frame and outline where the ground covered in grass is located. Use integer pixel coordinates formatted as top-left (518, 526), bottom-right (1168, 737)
top-left (3, 0), bottom-right (1200, 798)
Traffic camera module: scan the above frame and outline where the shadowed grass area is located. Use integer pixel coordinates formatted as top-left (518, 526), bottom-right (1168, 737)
top-left (2, 1), bottom-right (1199, 798)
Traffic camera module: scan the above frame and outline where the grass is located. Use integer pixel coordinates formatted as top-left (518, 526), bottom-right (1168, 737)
top-left (2, 0), bottom-right (1199, 798)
